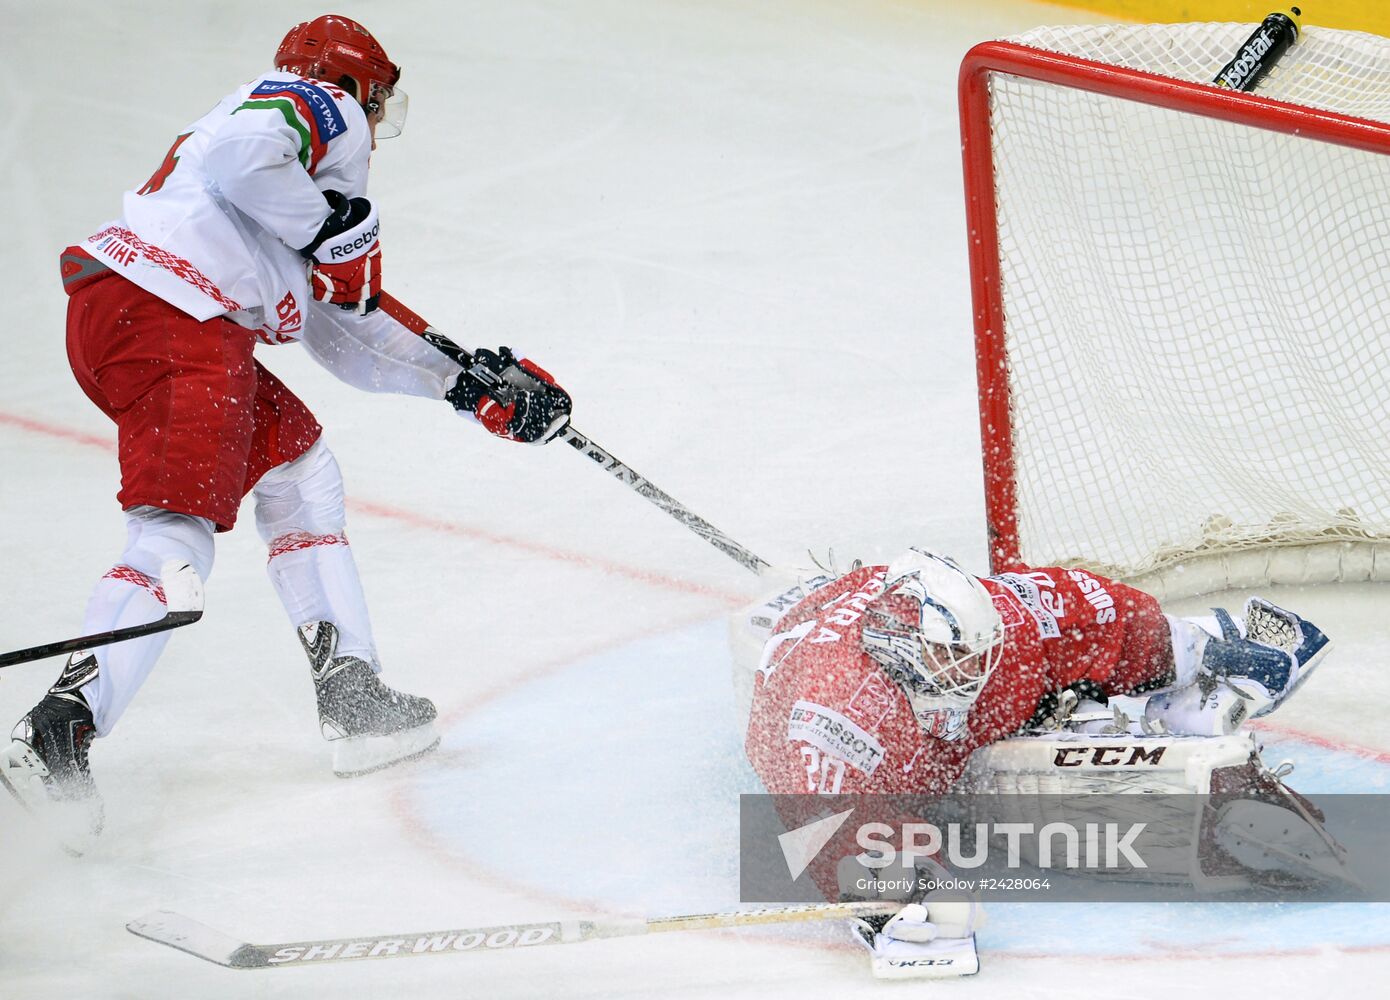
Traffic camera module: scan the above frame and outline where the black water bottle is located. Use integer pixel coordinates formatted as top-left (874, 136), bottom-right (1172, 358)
top-left (1213, 8), bottom-right (1303, 92)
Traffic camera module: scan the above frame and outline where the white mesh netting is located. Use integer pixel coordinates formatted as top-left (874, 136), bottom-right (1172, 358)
top-left (983, 23), bottom-right (1390, 595)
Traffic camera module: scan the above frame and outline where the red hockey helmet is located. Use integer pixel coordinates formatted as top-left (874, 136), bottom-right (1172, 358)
top-left (275, 15), bottom-right (406, 134)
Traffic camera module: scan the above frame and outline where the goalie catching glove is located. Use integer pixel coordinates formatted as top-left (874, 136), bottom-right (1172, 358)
top-left (1165, 598), bottom-right (1332, 722)
top-left (446, 347), bottom-right (572, 444)
top-left (300, 190), bottom-right (382, 315)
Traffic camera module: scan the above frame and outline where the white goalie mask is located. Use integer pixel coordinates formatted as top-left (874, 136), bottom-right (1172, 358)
top-left (861, 549), bottom-right (1005, 702)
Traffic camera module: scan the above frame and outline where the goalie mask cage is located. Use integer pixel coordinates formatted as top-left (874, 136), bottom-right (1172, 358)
top-left (960, 23), bottom-right (1390, 600)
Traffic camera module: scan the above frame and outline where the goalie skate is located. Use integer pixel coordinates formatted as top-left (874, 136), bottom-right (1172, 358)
top-left (299, 622), bottom-right (440, 778)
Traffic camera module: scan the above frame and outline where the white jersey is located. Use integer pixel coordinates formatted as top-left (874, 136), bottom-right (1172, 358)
top-left (78, 71), bottom-right (459, 398)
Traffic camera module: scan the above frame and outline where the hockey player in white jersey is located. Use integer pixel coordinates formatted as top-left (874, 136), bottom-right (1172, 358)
top-left (2, 15), bottom-right (572, 853)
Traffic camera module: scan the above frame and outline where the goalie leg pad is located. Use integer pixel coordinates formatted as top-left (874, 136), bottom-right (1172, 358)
top-left (1211, 799), bottom-right (1357, 889)
top-left (1205, 758), bottom-right (1355, 890)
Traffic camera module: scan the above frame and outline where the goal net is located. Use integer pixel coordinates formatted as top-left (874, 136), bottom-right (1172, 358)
top-left (960, 22), bottom-right (1390, 599)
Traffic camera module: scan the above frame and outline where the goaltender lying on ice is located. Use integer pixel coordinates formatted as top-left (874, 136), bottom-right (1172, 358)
top-left (734, 548), bottom-right (1344, 980)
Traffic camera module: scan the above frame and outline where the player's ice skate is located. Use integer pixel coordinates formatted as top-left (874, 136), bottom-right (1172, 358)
top-left (299, 622), bottom-right (439, 777)
top-left (0, 684), bottom-right (104, 856)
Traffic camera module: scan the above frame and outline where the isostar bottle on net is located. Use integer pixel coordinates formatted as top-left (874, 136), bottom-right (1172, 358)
top-left (1213, 8), bottom-right (1303, 92)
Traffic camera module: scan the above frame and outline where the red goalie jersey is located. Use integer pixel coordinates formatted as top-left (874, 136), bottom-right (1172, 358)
top-left (744, 563), bottom-right (1175, 796)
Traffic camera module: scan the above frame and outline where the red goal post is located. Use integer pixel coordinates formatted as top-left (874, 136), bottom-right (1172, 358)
top-left (959, 25), bottom-right (1390, 599)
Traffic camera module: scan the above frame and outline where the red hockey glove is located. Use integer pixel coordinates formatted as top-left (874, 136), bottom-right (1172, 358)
top-left (300, 190), bottom-right (381, 315)
top-left (445, 347), bottom-right (572, 445)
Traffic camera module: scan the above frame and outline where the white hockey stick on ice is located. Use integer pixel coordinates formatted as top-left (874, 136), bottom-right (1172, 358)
top-left (379, 292), bottom-right (772, 577)
top-left (127, 900), bottom-right (897, 970)
top-left (0, 561), bottom-right (204, 668)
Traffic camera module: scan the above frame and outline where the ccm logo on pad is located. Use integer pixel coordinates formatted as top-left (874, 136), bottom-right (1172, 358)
top-left (1053, 745), bottom-right (1167, 767)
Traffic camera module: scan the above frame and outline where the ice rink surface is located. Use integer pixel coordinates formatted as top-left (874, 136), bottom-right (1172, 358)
top-left (2, 0), bottom-right (1388, 996)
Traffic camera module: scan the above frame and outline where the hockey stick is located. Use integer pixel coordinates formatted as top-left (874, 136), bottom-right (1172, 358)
top-left (0, 561), bottom-right (204, 668)
top-left (378, 292), bottom-right (772, 576)
top-left (127, 900), bottom-right (897, 970)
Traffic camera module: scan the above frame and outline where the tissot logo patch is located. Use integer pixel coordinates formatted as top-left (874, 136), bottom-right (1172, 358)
top-left (788, 701), bottom-right (885, 775)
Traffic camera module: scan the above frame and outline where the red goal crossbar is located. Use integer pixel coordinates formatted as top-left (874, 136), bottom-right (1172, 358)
top-left (957, 40), bottom-right (1390, 575)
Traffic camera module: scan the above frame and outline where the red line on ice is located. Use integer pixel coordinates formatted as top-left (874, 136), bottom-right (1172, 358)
top-left (392, 631), bottom-right (1390, 962)
top-left (1250, 719), bottom-right (1390, 764)
top-left (0, 411), bottom-right (115, 451)
top-left (0, 408), bottom-right (749, 607)
top-left (387, 607), bottom-right (721, 918)
top-left (347, 497), bottom-right (748, 606)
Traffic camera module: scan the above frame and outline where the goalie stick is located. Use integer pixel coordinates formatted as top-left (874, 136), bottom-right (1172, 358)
top-left (127, 900), bottom-right (899, 970)
top-left (0, 560), bottom-right (204, 668)
top-left (378, 292), bottom-right (772, 577)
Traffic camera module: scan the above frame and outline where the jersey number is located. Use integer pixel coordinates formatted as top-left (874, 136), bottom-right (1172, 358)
top-left (800, 747), bottom-right (845, 794)
top-left (138, 133), bottom-right (193, 196)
